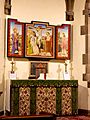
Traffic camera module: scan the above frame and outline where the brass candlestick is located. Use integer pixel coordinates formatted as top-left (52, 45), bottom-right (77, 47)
top-left (65, 62), bottom-right (68, 73)
top-left (70, 60), bottom-right (74, 80)
top-left (11, 58), bottom-right (15, 73)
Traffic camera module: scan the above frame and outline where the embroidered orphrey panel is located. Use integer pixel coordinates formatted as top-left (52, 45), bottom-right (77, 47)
top-left (61, 87), bottom-right (72, 115)
top-left (19, 87), bottom-right (30, 115)
top-left (36, 86), bottom-right (56, 114)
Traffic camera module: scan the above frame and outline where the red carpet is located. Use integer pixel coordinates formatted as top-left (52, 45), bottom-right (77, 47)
top-left (0, 114), bottom-right (55, 120)
top-left (57, 116), bottom-right (90, 120)
top-left (0, 115), bottom-right (90, 120)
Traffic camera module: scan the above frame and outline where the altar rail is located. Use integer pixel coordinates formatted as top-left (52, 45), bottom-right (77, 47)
top-left (10, 80), bottom-right (78, 116)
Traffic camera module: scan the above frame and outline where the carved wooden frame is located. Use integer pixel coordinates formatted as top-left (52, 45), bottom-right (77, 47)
top-left (7, 18), bottom-right (25, 57)
top-left (25, 21), bottom-right (55, 59)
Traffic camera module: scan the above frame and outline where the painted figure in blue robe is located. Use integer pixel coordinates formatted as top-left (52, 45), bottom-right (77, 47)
top-left (11, 27), bottom-right (19, 54)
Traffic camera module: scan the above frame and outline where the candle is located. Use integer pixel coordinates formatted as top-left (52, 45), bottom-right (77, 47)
top-left (12, 57), bottom-right (14, 62)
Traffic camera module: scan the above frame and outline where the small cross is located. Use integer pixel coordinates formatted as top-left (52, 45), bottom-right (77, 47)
top-left (57, 64), bottom-right (61, 80)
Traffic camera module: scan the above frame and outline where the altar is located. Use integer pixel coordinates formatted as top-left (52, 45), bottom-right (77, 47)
top-left (10, 80), bottom-right (78, 116)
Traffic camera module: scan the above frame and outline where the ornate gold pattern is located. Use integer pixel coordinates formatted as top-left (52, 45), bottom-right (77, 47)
top-left (36, 87), bottom-right (56, 114)
top-left (61, 87), bottom-right (72, 115)
top-left (19, 87), bottom-right (30, 115)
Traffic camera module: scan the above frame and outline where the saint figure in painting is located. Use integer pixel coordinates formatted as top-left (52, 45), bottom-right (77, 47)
top-left (61, 32), bottom-right (67, 56)
top-left (27, 29), bottom-right (39, 55)
top-left (30, 31), bottom-right (39, 55)
top-left (11, 26), bottom-right (19, 54)
top-left (45, 31), bottom-right (52, 56)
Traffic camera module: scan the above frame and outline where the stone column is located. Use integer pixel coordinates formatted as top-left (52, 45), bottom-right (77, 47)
top-left (81, 0), bottom-right (90, 87)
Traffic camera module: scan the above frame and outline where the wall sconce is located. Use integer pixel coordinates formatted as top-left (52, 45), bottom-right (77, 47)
top-left (4, 0), bottom-right (11, 15)
top-left (65, 0), bottom-right (75, 21)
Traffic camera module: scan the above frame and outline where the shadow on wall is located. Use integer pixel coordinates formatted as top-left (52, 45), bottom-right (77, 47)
top-left (0, 82), bottom-right (3, 112)
top-left (78, 84), bottom-right (88, 110)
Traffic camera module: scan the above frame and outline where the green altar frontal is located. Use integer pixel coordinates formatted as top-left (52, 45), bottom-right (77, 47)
top-left (10, 80), bottom-right (78, 116)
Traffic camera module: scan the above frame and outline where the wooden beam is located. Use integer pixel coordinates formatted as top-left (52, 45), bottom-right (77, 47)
top-left (65, 0), bottom-right (75, 21)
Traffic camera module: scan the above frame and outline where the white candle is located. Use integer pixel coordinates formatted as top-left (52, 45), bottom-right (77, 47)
top-left (12, 57), bottom-right (14, 62)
